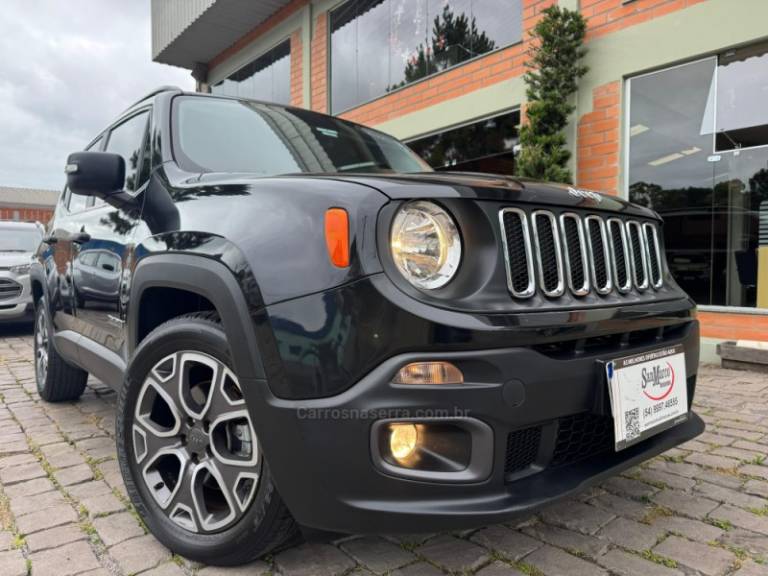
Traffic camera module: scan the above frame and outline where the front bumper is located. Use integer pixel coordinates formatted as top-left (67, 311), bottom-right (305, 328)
top-left (0, 273), bottom-right (33, 323)
top-left (246, 279), bottom-right (702, 534)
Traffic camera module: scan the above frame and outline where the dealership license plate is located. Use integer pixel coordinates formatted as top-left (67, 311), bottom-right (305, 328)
top-left (605, 345), bottom-right (688, 451)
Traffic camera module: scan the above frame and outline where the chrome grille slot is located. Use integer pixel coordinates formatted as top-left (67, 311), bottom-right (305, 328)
top-left (584, 216), bottom-right (612, 294)
top-left (499, 208), bottom-right (535, 298)
top-left (0, 279), bottom-right (22, 300)
top-left (559, 213), bottom-right (589, 296)
top-left (643, 223), bottom-right (663, 289)
top-left (626, 221), bottom-right (649, 290)
top-left (531, 211), bottom-right (565, 298)
top-left (607, 218), bottom-right (631, 293)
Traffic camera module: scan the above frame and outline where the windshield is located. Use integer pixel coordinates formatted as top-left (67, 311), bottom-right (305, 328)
top-left (0, 228), bottom-right (41, 252)
top-left (172, 96), bottom-right (432, 176)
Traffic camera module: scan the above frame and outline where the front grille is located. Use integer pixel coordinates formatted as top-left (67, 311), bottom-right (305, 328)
top-left (551, 413), bottom-right (614, 468)
top-left (500, 208), bottom-right (663, 300)
top-left (505, 426), bottom-right (542, 475)
top-left (532, 211), bottom-right (564, 297)
top-left (0, 279), bottom-right (22, 300)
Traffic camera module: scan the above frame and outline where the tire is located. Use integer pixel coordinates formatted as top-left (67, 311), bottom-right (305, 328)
top-left (116, 313), bottom-right (299, 566)
top-left (34, 297), bottom-right (88, 402)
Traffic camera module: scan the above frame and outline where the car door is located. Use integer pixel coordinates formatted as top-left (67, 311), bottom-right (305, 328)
top-left (70, 108), bottom-right (151, 355)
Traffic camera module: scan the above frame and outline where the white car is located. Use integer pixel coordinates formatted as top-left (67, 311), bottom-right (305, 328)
top-left (0, 221), bottom-right (42, 323)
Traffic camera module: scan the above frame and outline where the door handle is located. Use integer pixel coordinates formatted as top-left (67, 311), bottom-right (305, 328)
top-left (72, 232), bottom-right (91, 244)
top-left (42, 234), bottom-right (58, 245)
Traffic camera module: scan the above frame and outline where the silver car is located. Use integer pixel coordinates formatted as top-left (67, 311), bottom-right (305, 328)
top-left (0, 221), bottom-right (43, 323)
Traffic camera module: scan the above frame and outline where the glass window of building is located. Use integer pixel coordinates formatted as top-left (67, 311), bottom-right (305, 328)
top-left (408, 110), bottom-right (520, 174)
top-left (627, 43), bottom-right (768, 310)
top-left (330, 0), bottom-right (523, 114)
top-left (211, 40), bottom-right (291, 105)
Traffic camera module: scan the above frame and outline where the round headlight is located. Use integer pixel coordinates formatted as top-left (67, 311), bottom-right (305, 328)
top-left (390, 201), bottom-right (461, 290)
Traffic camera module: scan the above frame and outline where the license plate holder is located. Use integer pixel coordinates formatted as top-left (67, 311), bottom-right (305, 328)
top-left (605, 344), bottom-right (688, 451)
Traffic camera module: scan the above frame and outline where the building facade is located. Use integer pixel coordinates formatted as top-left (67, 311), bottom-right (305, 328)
top-left (0, 187), bottom-right (58, 223)
top-left (151, 0), bottom-right (768, 355)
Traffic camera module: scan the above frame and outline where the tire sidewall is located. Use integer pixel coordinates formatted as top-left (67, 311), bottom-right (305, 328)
top-left (34, 298), bottom-right (50, 395)
top-left (117, 317), bottom-right (275, 562)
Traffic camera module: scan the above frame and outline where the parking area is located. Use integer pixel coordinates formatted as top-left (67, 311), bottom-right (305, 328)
top-left (0, 325), bottom-right (765, 576)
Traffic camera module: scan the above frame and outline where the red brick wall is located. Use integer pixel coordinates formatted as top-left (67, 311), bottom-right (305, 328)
top-left (583, 0), bottom-right (707, 39)
top-left (310, 12), bottom-right (329, 113)
top-left (290, 30), bottom-right (304, 107)
top-left (577, 81), bottom-right (621, 194)
top-left (0, 207), bottom-right (53, 223)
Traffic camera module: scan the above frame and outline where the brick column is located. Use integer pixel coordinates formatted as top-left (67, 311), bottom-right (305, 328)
top-left (577, 81), bottom-right (620, 194)
top-left (290, 30), bottom-right (304, 107)
top-left (310, 12), bottom-right (328, 113)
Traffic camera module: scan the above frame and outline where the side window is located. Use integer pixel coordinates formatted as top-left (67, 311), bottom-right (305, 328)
top-left (105, 111), bottom-right (150, 193)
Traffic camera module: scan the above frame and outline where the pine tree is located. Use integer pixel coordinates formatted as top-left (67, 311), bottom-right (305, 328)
top-left (402, 5), bottom-right (496, 85)
top-left (516, 6), bottom-right (588, 183)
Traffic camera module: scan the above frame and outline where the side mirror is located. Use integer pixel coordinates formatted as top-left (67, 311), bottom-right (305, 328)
top-left (65, 152), bottom-right (125, 198)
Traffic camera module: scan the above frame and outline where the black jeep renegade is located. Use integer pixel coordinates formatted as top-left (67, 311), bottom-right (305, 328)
top-left (31, 87), bottom-right (703, 565)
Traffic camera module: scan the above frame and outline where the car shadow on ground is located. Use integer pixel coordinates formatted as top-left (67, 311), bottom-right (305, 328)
top-left (0, 323), bottom-right (33, 338)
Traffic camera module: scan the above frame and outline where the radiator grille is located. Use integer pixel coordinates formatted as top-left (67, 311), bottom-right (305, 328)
top-left (0, 279), bottom-right (22, 301)
top-left (500, 209), bottom-right (662, 300)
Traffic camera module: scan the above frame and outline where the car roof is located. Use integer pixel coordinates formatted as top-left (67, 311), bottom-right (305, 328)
top-left (0, 220), bottom-right (43, 230)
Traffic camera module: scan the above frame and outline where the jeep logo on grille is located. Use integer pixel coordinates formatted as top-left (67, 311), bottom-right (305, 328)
top-left (568, 187), bottom-right (603, 202)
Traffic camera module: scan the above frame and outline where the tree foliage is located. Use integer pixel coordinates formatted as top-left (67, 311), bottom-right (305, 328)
top-left (516, 5), bottom-right (588, 183)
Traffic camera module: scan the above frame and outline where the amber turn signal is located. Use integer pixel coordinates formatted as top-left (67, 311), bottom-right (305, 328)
top-left (393, 362), bottom-right (464, 385)
top-left (324, 208), bottom-right (350, 268)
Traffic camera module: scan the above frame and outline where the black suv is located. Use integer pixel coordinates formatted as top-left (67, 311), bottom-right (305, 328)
top-left (31, 88), bottom-right (703, 566)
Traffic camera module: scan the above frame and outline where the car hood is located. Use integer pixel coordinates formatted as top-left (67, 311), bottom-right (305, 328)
top-left (316, 172), bottom-right (657, 219)
top-left (0, 252), bottom-right (33, 268)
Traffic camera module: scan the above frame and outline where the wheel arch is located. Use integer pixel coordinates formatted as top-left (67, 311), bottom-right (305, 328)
top-left (129, 253), bottom-right (266, 382)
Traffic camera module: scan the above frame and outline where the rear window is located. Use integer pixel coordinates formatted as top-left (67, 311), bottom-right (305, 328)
top-left (0, 228), bottom-right (41, 252)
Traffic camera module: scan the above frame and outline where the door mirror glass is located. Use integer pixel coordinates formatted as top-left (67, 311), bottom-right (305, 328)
top-left (66, 152), bottom-right (125, 198)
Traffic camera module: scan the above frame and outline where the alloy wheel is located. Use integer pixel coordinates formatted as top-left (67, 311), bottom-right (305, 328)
top-left (35, 307), bottom-right (49, 386)
top-left (132, 351), bottom-right (259, 534)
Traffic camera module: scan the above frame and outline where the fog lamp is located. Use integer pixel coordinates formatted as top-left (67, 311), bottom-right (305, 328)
top-left (389, 423), bottom-right (419, 462)
top-left (393, 362), bottom-right (463, 385)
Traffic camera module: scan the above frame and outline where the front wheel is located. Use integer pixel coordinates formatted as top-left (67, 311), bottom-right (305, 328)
top-left (116, 313), bottom-right (299, 566)
top-left (34, 298), bottom-right (88, 402)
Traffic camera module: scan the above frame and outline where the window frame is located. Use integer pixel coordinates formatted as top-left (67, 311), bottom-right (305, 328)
top-left (103, 107), bottom-right (153, 196)
top-left (328, 0), bottom-right (525, 115)
top-left (210, 38), bottom-right (293, 105)
top-left (624, 54), bottom-right (768, 314)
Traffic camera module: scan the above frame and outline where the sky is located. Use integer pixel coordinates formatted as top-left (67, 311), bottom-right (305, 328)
top-left (0, 0), bottom-right (194, 191)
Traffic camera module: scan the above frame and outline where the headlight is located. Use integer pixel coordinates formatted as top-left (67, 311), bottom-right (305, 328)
top-left (390, 201), bottom-right (461, 289)
top-left (10, 264), bottom-right (31, 275)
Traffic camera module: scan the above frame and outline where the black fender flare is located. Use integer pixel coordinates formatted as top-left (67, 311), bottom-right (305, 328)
top-left (128, 253), bottom-right (266, 381)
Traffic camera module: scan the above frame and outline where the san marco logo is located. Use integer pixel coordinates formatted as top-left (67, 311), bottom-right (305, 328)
top-left (641, 362), bottom-right (675, 401)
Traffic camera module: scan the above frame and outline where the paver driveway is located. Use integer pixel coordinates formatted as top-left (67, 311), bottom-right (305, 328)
top-left (0, 324), bottom-right (766, 576)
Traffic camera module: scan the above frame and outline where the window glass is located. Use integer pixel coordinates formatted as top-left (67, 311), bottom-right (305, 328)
top-left (716, 42), bottom-right (768, 151)
top-left (79, 252), bottom-right (98, 267)
top-left (408, 110), bottom-right (520, 174)
top-left (106, 111), bottom-right (150, 192)
top-left (331, 0), bottom-right (523, 113)
top-left (628, 52), bottom-right (768, 309)
top-left (211, 41), bottom-right (292, 105)
top-left (173, 96), bottom-right (431, 176)
top-left (67, 189), bottom-right (90, 213)
top-left (0, 228), bottom-right (41, 252)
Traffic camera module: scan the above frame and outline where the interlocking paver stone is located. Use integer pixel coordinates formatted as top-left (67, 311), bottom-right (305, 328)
top-left (522, 522), bottom-right (609, 558)
top-left (0, 549), bottom-right (27, 576)
top-left (598, 516), bottom-right (661, 551)
top-left (650, 514), bottom-right (725, 542)
top-left (339, 536), bottom-right (414, 574)
top-left (275, 542), bottom-right (357, 576)
top-left (16, 503), bottom-right (78, 534)
top-left (539, 500), bottom-right (615, 535)
top-left (525, 545), bottom-right (608, 576)
top-left (654, 535), bottom-right (736, 576)
top-left (110, 534), bottom-right (172, 574)
top-left (92, 511), bottom-right (145, 546)
top-left (54, 463), bottom-right (93, 486)
top-left (719, 529), bottom-right (768, 558)
top-left (29, 540), bottom-right (101, 576)
top-left (597, 548), bottom-right (683, 576)
top-left (653, 489), bottom-right (720, 519)
top-left (475, 560), bottom-right (525, 575)
top-left (710, 504), bottom-right (768, 536)
top-left (470, 526), bottom-right (541, 560)
top-left (418, 535), bottom-right (490, 573)
top-left (25, 523), bottom-right (87, 552)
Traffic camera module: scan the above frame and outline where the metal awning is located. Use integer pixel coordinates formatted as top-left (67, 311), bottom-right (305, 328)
top-left (151, 0), bottom-right (294, 70)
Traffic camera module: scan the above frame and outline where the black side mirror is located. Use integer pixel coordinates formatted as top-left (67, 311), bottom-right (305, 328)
top-left (66, 152), bottom-right (125, 198)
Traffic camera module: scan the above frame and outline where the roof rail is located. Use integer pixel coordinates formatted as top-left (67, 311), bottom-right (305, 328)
top-left (124, 86), bottom-right (183, 112)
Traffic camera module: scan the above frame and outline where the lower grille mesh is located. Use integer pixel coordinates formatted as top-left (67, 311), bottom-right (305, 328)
top-left (505, 426), bottom-right (542, 475)
top-left (551, 413), bottom-right (614, 468)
